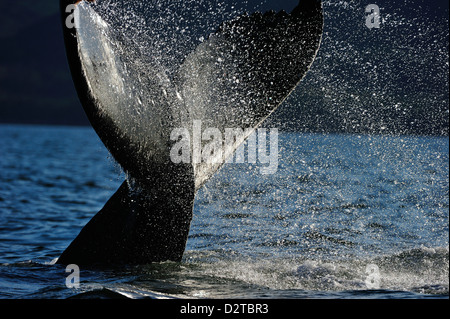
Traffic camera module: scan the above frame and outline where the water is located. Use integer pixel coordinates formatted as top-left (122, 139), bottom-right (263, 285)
top-left (0, 124), bottom-right (448, 299)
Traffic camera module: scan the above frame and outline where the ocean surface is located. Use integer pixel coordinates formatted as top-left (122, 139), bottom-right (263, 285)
top-left (0, 124), bottom-right (448, 299)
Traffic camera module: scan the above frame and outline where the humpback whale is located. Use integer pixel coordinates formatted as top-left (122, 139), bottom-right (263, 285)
top-left (57, 0), bottom-right (323, 266)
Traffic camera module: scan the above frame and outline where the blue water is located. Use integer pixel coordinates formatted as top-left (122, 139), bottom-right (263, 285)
top-left (0, 124), bottom-right (448, 299)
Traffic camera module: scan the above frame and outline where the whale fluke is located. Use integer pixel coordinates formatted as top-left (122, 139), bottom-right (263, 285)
top-left (57, 0), bottom-right (323, 266)
top-left (59, 173), bottom-right (195, 265)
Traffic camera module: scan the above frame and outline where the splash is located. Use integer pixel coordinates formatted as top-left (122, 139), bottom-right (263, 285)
top-left (183, 245), bottom-right (449, 296)
top-left (274, 0), bottom-right (449, 135)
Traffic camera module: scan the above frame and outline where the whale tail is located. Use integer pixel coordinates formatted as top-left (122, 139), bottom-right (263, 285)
top-left (58, 170), bottom-right (195, 265)
top-left (57, 0), bottom-right (323, 266)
